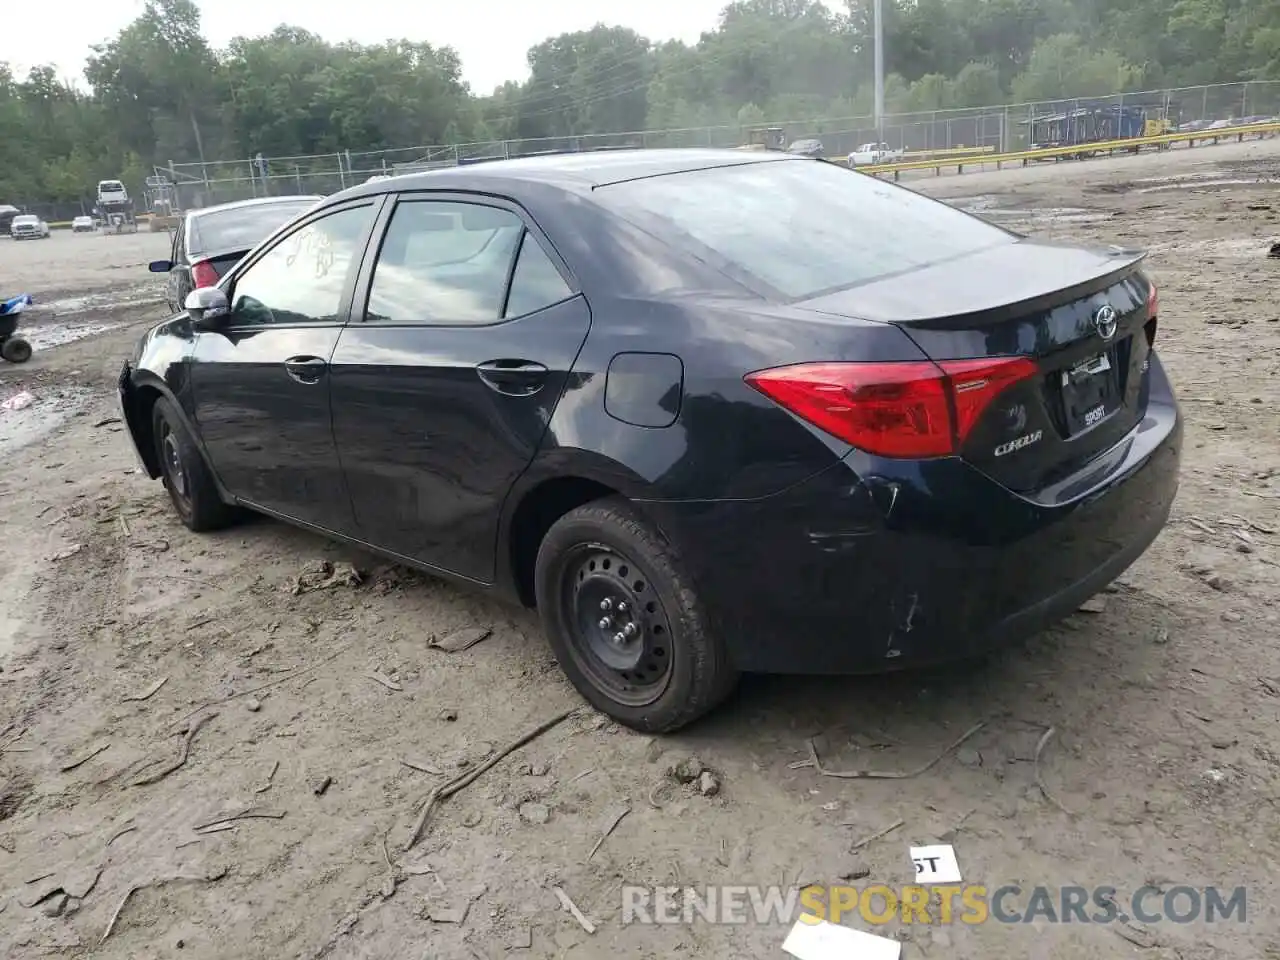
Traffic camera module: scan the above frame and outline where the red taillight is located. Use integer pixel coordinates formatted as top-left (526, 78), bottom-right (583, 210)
top-left (191, 261), bottom-right (220, 288)
top-left (745, 357), bottom-right (1039, 459)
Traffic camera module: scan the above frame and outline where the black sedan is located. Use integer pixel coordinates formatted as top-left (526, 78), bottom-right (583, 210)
top-left (149, 195), bottom-right (322, 313)
top-left (118, 150), bottom-right (1181, 732)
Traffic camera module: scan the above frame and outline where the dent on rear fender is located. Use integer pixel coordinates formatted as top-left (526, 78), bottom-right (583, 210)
top-left (803, 474), bottom-right (898, 549)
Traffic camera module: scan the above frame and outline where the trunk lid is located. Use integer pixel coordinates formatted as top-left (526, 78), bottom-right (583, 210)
top-left (796, 240), bottom-right (1156, 493)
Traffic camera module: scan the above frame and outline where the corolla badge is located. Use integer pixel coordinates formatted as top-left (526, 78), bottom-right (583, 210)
top-left (1093, 304), bottom-right (1118, 341)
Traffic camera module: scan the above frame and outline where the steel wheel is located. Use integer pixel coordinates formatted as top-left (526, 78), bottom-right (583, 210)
top-left (560, 543), bottom-right (674, 707)
top-left (158, 419), bottom-right (190, 509)
top-left (149, 396), bottom-right (238, 533)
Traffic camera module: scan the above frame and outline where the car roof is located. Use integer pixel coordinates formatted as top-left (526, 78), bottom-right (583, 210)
top-left (334, 148), bottom-right (796, 199)
top-left (186, 195), bottom-right (322, 220)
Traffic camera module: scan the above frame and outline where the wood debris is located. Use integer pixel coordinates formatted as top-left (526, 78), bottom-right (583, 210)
top-left (399, 758), bottom-right (442, 775)
top-left (100, 868), bottom-right (227, 943)
top-left (193, 810), bottom-right (286, 833)
top-left (173, 646), bottom-right (347, 727)
top-left (254, 760), bottom-right (280, 794)
top-left (366, 671), bottom-right (402, 692)
top-left (552, 885), bottom-right (596, 934)
top-left (291, 560), bottom-right (362, 595)
top-left (129, 713), bottom-right (216, 787)
top-left (428, 627), bottom-right (492, 653)
top-left (804, 722), bottom-right (985, 780)
top-left (121, 677), bottom-right (169, 702)
top-left (848, 818), bottom-right (905, 851)
top-left (405, 707), bottom-right (576, 851)
top-left (587, 803), bottom-right (631, 862)
top-left (60, 742), bottom-right (111, 772)
top-left (1034, 726), bottom-right (1075, 817)
top-left (105, 824), bottom-right (136, 847)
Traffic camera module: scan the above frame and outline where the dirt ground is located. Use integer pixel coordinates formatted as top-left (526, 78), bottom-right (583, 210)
top-left (2, 140), bottom-right (1279, 960)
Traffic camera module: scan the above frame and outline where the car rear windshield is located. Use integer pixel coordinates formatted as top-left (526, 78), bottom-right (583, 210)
top-left (189, 201), bottom-right (317, 256)
top-left (595, 159), bottom-right (1015, 299)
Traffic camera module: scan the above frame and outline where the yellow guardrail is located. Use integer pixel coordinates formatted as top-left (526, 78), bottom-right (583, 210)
top-left (857, 121), bottom-right (1280, 177)
top-left (901, 145), bottom-right (997, 160)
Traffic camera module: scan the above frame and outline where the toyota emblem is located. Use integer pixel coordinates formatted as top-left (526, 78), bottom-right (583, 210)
top-left (1093, 304), bottom-right (1118, 341)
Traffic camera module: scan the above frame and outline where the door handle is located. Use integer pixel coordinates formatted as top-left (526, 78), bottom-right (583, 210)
top-left (284, 355), bottom-right (327, 384)
top-left (476, 359), bottom-right (549, 397)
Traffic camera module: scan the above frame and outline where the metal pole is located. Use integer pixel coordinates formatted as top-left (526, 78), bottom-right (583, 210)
top-left (873, 0), bottom-right (884, 141)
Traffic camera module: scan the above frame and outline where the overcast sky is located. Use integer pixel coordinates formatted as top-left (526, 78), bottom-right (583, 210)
top-left (18, 0), bottom-right (839, 94)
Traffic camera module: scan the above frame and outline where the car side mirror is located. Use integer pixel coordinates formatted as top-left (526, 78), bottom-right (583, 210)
top-left (149, 259), bottom-right (173, 273)
top-left (184, 287), bottom-right (229, 329)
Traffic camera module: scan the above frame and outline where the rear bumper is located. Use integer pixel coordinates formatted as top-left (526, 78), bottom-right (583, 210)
top-left (645, 369), bottom-right (1181, 674)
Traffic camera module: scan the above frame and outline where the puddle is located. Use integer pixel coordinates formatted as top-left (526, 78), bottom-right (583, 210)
top-left (1133, 173), bottom-right (1280, 193)
top-left (25, 320), bottom-right (126, 350)
top-left (953, 195), bottom-right (1108, 224)
top-left (953, 194), bottom-right (1001, 213)
top-left (40, 284), bottom-right (163, 317)
top-left (1144, 237), bottom-right (1264, 258)
top-left (6, 283), bottom-right (163, 352)
top-left (0, 386), bottom-right (93, 457)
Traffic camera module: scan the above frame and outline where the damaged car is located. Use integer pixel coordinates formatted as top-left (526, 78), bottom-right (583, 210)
top-left (118, 149), bottom-right (1181, 732)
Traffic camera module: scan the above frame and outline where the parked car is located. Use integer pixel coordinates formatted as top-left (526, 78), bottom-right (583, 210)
top-left (149, 195), bottom-right (323, 313)
top-left (10, 214), bottom-right (50, 240)
top-left (848, 142), bottom-right (904, 166)
top-left (118, 150), bottom-right (1181, 732)
top-left (71, 215), bottom-right (95, 233)
top-left (0, 204), bottom-right (20, 236)
top-left (786, 138), bottom-right (825, 158)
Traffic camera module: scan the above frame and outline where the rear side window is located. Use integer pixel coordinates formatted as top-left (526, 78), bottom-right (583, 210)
top-left (366, 200), bottom-right (569, 325)
top-left (505, 234), bottom-right (572, 319)
top-left (595, 160), bottom-right (1014, 300)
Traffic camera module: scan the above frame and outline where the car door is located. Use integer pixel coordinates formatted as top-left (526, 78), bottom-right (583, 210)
top-left (189, 198), bottom-right (382, 533)
top-left (330, 195), bottom-right (590, 582)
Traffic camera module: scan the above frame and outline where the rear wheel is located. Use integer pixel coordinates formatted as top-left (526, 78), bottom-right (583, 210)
top-left (151, 397), bottom-right (237, 532)
top-left (534, 497), bottom-right (737, 733)
top-left (1, 337), bottom-right (32, 363)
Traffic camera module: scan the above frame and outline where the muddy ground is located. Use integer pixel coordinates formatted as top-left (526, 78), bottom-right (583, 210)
top-left (2, 141), bottom-right (1279, 960)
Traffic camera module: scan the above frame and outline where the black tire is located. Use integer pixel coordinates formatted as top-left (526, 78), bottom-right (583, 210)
top-left (151, 396), bottom-right (237, 532)
top-left (534, 497), bottom-right (738, 733)
top-left (1, 337), bottom-right (32, 363)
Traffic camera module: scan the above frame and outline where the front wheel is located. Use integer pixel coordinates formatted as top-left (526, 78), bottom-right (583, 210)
top-left (534, 497), bottom-right (737, 733)
top-left (0, 337), bottom-right (31, 363)
top-left (151, 397), bottom-right (238, 532)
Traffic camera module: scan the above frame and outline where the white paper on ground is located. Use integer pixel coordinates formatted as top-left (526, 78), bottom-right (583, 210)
top-left (782, 917), bottom-right (901, 960)
top-left (909, 843), bottom-right (963, 884)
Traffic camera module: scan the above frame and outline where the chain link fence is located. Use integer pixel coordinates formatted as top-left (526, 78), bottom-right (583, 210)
top-left (154, 80), bottom-right (1280, 213)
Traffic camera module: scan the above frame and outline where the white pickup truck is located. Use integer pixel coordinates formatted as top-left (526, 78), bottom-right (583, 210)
top-left (847, 142), bottom-right (904, 167)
